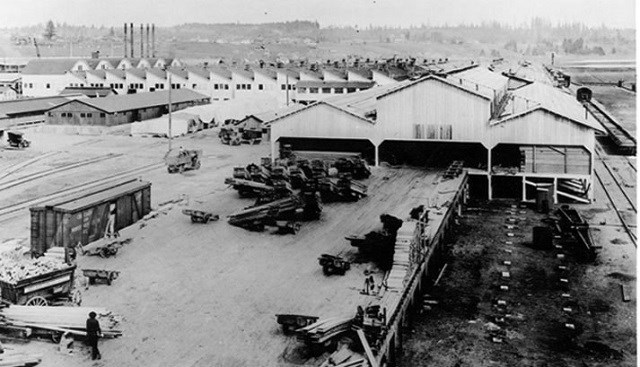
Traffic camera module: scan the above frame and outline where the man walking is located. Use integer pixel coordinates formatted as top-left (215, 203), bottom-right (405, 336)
top-left (86, 311), bottom-right (102, 360)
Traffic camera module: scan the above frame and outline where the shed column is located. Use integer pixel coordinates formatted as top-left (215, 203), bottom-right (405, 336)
top-left (522, 176), bottom-right (526, 201)
top-left (553, 177), bottom-right (558, 204)
top-left (487, 149), bottom-right (493, 200)
top-left (374, 143), bottom-right (379, 167)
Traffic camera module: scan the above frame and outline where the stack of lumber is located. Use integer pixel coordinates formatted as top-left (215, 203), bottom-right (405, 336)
top-left (0, 351), bottom-right (42, 367)
top-left (319, 346), bottom-right (366, 367)
top-left (386, 225), bottom-right (414, 292)
top-left (0, 251), bottom-right (68, 284)
top-left (296, 316), bottom-right (353, 345)
top-left (0, 306), bottom-right (122, 338)
top-left (520, 147), bottom-right (590, 175)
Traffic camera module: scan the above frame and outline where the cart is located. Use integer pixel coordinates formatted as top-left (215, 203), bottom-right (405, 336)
top-left (7, 131), bottom-right (30, 148)
top-left (182, 209), bottom-right (220, 223)
top-left (0, 265), bottom-right (76, 306)
top-left (318, 254), bottom-right (351, 275)
top-left (275, 314), bottom-right (319, 334)
top-left (82, 269), bottom-right (120, 286)
top-left (76, 237), bottom-right (129, 258)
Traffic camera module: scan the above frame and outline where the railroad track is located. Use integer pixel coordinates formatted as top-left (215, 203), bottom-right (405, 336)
top-left (0, 161), bottom-right (165, 222)
top-left (593, 146), bottom-right (637, 247)
top-left (585, 100), bottom-right (636, 155)
top-left (0, 153), bottom-right (123, 191)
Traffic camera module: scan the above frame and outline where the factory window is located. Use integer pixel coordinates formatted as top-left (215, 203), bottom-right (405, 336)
top-left (281, 84), bottom-right (286, 90)
top-left (322, 87), bottom-right (331, 94)
top-left (258, 84), bottom-right (264, 90)
top-left (236, 84), bottom-right (241, 90)
top-left (66, 113), bottom-right (73, 118)
top-left (347, 87), bottom-right (356, 93)
top-left (80, 113), bottom-right (86, 118)
top-left (46, 83), bottom-right (50, 89)
top-left (100, 113), bottom-right (106, 118)
top-left (119, 84), bottom-right (124, 89)
top-left (334, 87), bottom-right (343, 94)
top-left (214, 84), bottom-right (219, 90)
top-left (288, 85), bottom-right (294, 90)
top-left (224, 84), bottom-right (229, 90)
top-left (87, 113), bottom-right (92, 118)
top-left (298, 87), bottom-right (307, 93)
top-left (29, 83), bottom-right (33, 88)
top-left (246, 84), bottom-right (251, 90)
top-left (309, 87), bottom-right (318, 94)
top-left (192, 84), bottom-right (197, 89)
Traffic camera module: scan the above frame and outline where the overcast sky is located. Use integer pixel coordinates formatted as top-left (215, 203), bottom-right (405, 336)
top-left (0, 0), bottom-right (636, 28)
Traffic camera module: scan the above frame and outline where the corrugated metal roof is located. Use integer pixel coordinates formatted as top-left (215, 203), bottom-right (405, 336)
top-left (0, 95), bottom-right (74, 117)
top-left (52, 180), bottom-right (150, 213)
top-left (250, 104), bottom-right (307, 125)
top-left (50, 89), bottom-right (210, 114)
top-left (450, 67), bottom-right (509, 98)
top-left (326, 81), bottom-right (412, 119)
top-left (498, 83), bottom-right (605, 132)
top-left (22, 59), bottom-right (79, 75)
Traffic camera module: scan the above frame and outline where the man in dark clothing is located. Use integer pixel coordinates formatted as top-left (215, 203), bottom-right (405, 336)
top-left (86, 311), bottom-right (102, 360)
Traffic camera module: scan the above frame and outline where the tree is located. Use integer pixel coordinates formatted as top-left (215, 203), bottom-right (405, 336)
top-left (43, 20), bottom-right (56, 41)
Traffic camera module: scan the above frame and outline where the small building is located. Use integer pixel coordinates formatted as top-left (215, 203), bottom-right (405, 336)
top-left (295, 80), bottom-right (375, 104)
top-left (0, 95), bottom-right (81, 130)
top-left (46, 89), bottom-right (210, 126)
top-left (0, 86), bottom-right (18, 101)
top-left (30, 179), bottom-right (151, 258)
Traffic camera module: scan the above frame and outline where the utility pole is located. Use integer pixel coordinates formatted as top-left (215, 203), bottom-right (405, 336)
top-left (285, 73), bottom-right (289, 106)
top-left (168, 73), bottom-right (172, 151)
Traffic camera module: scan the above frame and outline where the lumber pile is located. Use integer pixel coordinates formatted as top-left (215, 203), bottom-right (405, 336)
top-left (0, 249), bottom-right (68, 285)
top-left (42, 248), bottom-right (65, 262)
top-left (0, 352), bottom-right (42, 367)
top-left (0, 306), bottom-right (122, 339)
top-left (296, 316), bottom-right (353, 345)
top-left (386, 225), bottom-right (414, 292)
top-left (320, 345), bottom-right (366, 367)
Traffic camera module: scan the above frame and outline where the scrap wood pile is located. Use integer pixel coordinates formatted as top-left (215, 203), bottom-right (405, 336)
top-left (0, 249), bottom-right (68, 285)
top-left (0, 351), bottom-right (42, 367)
top-left (296, 316), bottom-right (354, 345)
top-left (0, 306), bottom-right (122, 339)
top-left (319, 346), bottom-right (366, 367)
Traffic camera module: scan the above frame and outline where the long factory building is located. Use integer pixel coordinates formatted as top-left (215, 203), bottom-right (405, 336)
top-left (270, 65), bottom-right (605, 204)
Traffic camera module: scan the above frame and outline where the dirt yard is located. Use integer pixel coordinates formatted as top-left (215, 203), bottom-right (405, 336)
top-left (0, 128), bottom-right (467, 367)
top-left (400, 195), bottom-right (636, 366)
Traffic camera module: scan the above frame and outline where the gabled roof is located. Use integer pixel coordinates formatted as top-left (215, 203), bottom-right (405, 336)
top-left (246, 104), bottom-right (307, 126)
top-left (298, 69), bottom-right (323, 80)
top-left (252, 67), bottom-right (277, 80)
top-left (376, 74), bottom-right (493, 102)
top-left (269, 100), bottom-right (376, 126)
top-left (494, 83), bottom-right (605, 132)
top-left (0, 95), bottom-right (74, 117)
top-left (450, 67), bottom-right (509, 99)
top-left (22, 59), bottom-right (79, 75)
top-left (346, 67), bottom-right (373, 79)
top-left (322, 68), bottom-right (347, 80)
top-left (230, 68), bottom-right (254, 80)
top-left (48, 89), bottom-right (209, 114)
top-left (274, 68), bottom-right (300, 79)
top-left (208, 66), bottom-right (232, 79)
top-left (60, 86), bottom-right (117, 98)
top-left (105, 69), bottom-right (126, 79)
top-left (185, 66), bottom-right (210, 80)
top-left (86, 70), bottom-right (106, 79)
top-left (126, 68), bottom-right (147, 79)
top-left (297, 80), bottom-right (375, 89)
top-left (168, 68), bottom-right (188, 79)
top-left (146, 68), bottom-right (166, 79)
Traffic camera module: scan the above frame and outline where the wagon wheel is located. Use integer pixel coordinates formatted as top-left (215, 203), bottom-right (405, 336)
top-left (25, 296), bottom-right (48, 306)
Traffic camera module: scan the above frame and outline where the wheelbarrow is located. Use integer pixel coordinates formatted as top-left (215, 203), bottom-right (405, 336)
top-left (182, 209), bottom-right (220, 223)
top-left (82, 269), bottom-right (121, 286)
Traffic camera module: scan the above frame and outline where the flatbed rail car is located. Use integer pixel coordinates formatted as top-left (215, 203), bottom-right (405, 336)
top-left (0, 265), bottom-right (76, 306)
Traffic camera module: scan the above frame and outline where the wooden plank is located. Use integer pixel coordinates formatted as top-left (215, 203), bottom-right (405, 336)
top-left (621, 284), bottom-right (631, 302)
top-left (355, 328), bottom-right (378, 367)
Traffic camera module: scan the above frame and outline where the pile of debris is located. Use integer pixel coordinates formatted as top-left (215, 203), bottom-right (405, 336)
top-left (0, 305), bottom-right (123, 340)
top-left (0, 351), bottom-right (42, 367)
top-left (296, 316), bottom-right (354, 346)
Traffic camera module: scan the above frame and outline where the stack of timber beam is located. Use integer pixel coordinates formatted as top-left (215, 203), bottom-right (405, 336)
top-left (319, 346), bottom-right (366, 367)
top-left (296, 316), bottom-right (353, 345)
top-left (0, 306), bottom-right (122, 339)
top-left (0, 352), bottom-right (42, 367)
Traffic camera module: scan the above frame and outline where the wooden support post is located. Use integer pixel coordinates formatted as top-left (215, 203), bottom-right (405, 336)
top-left (487, 149), bottom-right (493, 200)
top-left (553, 177), bottom-right (558, 204)
top-left (521, 176), bottom-right (526, 201)
top-left (532, 146), bottom-right (536, 173)
top-left (356, 328), bottom-right (379, 367)
top-left (374, 143), bottom-right (379, 167)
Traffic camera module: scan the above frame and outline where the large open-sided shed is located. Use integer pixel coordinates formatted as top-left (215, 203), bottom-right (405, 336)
top-left (271, 66), bottom-right (605, 203)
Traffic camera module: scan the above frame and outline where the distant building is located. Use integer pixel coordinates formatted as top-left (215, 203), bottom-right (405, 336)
top-left (0, 95), bottom-right (81, 130)
top-left (46, 89), bottom-right (210, 126)
top-left (59, 86), bottom-right (118, 98)
top-left (0, 86), bottom-right (18, 101)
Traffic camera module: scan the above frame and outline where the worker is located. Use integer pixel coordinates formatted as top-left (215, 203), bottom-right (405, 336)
top-left (363, 276), bottom-right (371, 295)
top-left (86, 312), bottom-right (102, 360)
top-left (179, 146), bottom-right (185, 156)
top-left (368, 276), bottom-right (376, 295)
top-left (58, 331), bottom-right (74, 354)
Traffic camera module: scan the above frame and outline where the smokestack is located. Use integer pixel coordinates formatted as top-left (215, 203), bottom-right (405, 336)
top-left (140, 24), bottom-right (144, 58)
top-left (146, 24), bottom-right (150, 58)
top-left (124, 23), bottom-right (128, 58)
top-left (152, 24), bottom-right (156, 58)
top-left (129, 23), bottom-right (134, 58)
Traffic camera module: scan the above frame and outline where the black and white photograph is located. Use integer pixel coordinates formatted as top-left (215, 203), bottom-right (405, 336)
top-left (0, 0), bottom-right (636, 366)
